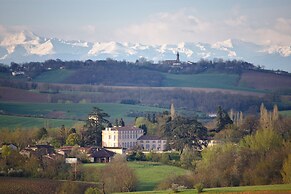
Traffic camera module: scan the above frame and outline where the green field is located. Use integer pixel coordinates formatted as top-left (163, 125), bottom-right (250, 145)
top-left (34, 69), bottom-right (76, 83)
top-left (280, 110), bottom-right (291, 117)
top-left (0, 115), bottom-right (82, 130)
top-left (83, 161), bottom-right (188, 191)
top-left (162, 73), bottom-right (240, 89)
top-left (0, 102), bottom-right (167, 129)
top-left (129, 184), bottom-right (291, 194)
top-left (32, 70), bottom-right (266, 93)
top-left (162, 73), bottom-right (266, 93)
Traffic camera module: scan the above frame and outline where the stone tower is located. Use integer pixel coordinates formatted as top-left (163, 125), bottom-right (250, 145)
top-left (176, 52), bottom-right (180, 62)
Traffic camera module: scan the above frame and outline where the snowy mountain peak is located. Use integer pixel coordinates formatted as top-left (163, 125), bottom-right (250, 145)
top-left (212, 39), bottom-right (233, 49)
top-left (0, 31), bottom-right (40, 46)
top-left (0, 31), bottom-right (290, 72)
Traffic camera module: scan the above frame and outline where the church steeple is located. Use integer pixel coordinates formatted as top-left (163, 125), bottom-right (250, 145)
top-left (176, 52), bottom-right (180, 62)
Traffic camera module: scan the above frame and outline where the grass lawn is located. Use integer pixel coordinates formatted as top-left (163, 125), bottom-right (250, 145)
top-left (83, 161), bottom-right (188, 191)
top-left (280, 110), bottom-right (291, 117)
top-left (162, 73), bottom-right (240, 89)
top-left (0, 115), bottom-right (82, 130)
top-left (128, 183), bottom-right (291, 194)
top-left (34, 69), bottom-right (76, 83)
top-left (162, 73), bottom-right (264, 93)
top-left (0, 102), bottom-right (166, 125)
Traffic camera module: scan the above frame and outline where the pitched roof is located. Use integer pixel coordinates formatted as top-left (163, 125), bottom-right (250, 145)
top-left (137, 135), bottom-right (165, 141)
top-left (89, 148), bottom-right (115, 158)
top-left (109, 125), bottom-right (143, 131)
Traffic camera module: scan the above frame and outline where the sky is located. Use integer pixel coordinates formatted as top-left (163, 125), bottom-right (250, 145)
top-left (0, 0), bottom-right (291, 46)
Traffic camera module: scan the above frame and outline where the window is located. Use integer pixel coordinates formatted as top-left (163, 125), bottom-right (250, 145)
top-left (153, 141), bottom-right (156, 143)
top-left (146, 141), bottom-right (149, 143)
top-left (146, 144), bottom-right (150, 150)
top-left (108, 135), bottom-right (111, 139)
top-left (152, 144), bottom-right (156, 150)
top-left (158, 140), bottom-right (161, 143)
top-left (140, 140), bottom-right (144, 143)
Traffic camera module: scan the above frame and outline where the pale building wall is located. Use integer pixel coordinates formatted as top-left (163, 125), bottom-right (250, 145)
top-left (137, 139), bottom-right (167, 151)
top-left (102, 126), bottom-right (143, 149)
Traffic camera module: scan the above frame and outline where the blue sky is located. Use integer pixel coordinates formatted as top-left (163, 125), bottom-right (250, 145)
top-left (0, 0), bottom-right (290, 45)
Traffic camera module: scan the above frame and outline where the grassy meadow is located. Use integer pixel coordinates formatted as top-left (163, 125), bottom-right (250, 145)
top-left (34, 69), bottom-right (76, 83)
top-left (128, 184), bottom-right (291, 194)
top-left (280, 110), bottom-right (291, 117)
top-left (0, 177), bottom-right (97, 194)
top-left (0, 102), bottom-right (167, 129)
top-left (162, 73), bottom-right (240, 89)
top-left (0, 115), bottom-right (82, 130)
top-left (82, 161), bottom-right (188, 191)
top-left (32, 69), bottom-right (267, 93)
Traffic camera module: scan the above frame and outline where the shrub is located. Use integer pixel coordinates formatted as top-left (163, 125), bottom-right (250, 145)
top-left (84, 187), bottom-right (100, 194)
top-left (8, 169), bottom-right (24, 177)
top-left (0, 171), bottom-right (6, 176)
top-left (58, 181), bottom-right (82, 194)
top-left (99, 155), bottom-right (138, 193)
top-left (171, 183), bottom-right (186, 193)
top-left (156, 175), bottom-right (193, 190)
top-left (195, 183), bottom-right (204, 193)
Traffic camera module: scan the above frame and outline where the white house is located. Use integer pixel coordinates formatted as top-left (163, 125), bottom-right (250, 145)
top-left (137, 135), bottom-right (167, 151)
top-left (102, 125), bottom-right (144, 149)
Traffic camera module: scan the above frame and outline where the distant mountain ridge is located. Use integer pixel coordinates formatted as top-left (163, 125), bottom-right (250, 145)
top-left (0, 31), bottom-right (291, 72)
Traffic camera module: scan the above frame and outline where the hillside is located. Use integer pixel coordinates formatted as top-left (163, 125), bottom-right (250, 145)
top-left (1, 59), bottom-right (291, 124)
top-left (2, 59), bottom-right (291, 92)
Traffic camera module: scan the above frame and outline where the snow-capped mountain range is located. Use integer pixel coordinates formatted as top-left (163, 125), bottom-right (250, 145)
top-left (0, 31), bottom-right (291, 72)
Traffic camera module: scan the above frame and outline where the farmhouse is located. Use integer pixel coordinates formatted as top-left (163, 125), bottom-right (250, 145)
top-left (20, 144), bottom-right (55, 158)
top-left (102, 125), bottom-right (144, 149)
top-left (79, 146), bottom-right (115, 163)
top-left (57, 146), bottom-right (115, 163)
top-left (137, 135), bottom-right (167, 151)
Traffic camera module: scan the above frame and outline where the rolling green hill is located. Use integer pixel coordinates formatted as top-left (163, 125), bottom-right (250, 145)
top-left (0, 115), bottom-right (81, 130)
top-left (162, 73), bottom-right (240, 89)
top-left (34, 69), bottom-right (76, 83)
top-left (0, 102), bottom-right (167, 129)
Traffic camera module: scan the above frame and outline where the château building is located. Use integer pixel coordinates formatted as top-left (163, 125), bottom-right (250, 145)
top-left (102, 125), bottom-right (144, 149)
top-left (102, 125), bottom-right (168, 151)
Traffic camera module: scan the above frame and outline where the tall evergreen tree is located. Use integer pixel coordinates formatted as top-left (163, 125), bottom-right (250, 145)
top-left (169, 116), bottom-right (208, 151)
top-left (59, 125), bottom-right (66, 146)
top-left (216, 106), bottom-right (233, 132)
top-left (115, 118), bottom-right (119, 127)
top-left (83, 107), bottom-right (110, 146)
top-left (119, 118), bottom-right (125, 127)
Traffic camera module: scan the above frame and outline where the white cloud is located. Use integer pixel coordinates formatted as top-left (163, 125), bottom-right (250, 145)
top-left (115, 10), bottom-right (291, 47)
top-left (115, 10), bottom-right (211, 45)
top-left (81, 25), bottom-right (97, 34)
top-left (225, 16), bottom-right (247, 27)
